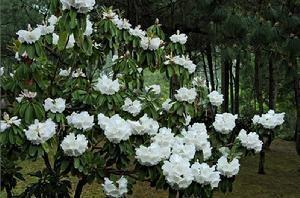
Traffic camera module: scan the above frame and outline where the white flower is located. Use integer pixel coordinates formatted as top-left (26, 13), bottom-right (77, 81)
top-left (16, 90), bottom-right (37, 103)
top-left (237, 129), bottom-right (262, 153)
top-left (43, 98), bottom-right (66, 113)
top-left (136, 143), bottom-right (170, 166)
top-left (59, 68), bottom-right (71, 76)
top-left (24, 119), bottom-right (56, 145)
top-left (52, 33), bottom-right (59, 45)
top-left (84, 17), bottom-right (93, 36)
top-left (112, 55), bottom-right (119, 63)
top-left (37, 24), bottom-right (55, 35)
top-left (66, 111), bottom-right (94, 131)
top-left (102, 176), bottom-right (128, 198)
top-left (183, 114), bottom-right (191, 126)
top-left (72, 68), bottom-right (86, 78)
top-left (213, 113), bottom-right (238, 134)
top-left (202, 142), bottom-right (212, 161)
top-left (0, 67), bottom-right (4, 76)
top-left (66, 34), bottom-right (75, 49)
top-left (16, 27), bottom-right (42, 44)
top-left (140, 36), bottom-right (161, 51)
top-left (61, 133), bottom-right (88, 156)
top-left (122, 98), bottom-right (142, 116)
top-left (164, 55), bottom-right (196, 74)
top-left (217, 156), bottom-right (240, 178)
top-left (128, 114), bottom-right (159, 135)
top-left (129, 25), bottom-right (146, 38)
top-left (170, 30), bottom-right (187, 45)
top-left (60, 0), bottom-right (95, 13)
top-left (94, 75), bottom-right (120, 95)
top-left (207, 91), bottom-right (223, 106)
top-left (162, 99), bottom-right (174, 111)
top-left (151, 127), bottom-right (175, 148)
top-left (102, 10), bottom-right (117, 19)
top-left (182, 123), bottom-right (209, 151)
top-left (162, 154), bottom-right (193, 189)
top-left (149, 37), bottom-right (161, 50)
top-left (171, 137), bottom-right (195, 160)
top-left (174, 87), bottom-right (197, 104)
top-left (0, 113), bottom-right (21, 132)
top-left (98, 114), bottom-right (132, 143)
top-left (191, 162), bottom-right (220, 188)
top-left (145, 84), bottom-right (161, 95)
top-left (252, 110), bottom-right (285, 129)
top-left (48, 15), bottom-right (59, 26)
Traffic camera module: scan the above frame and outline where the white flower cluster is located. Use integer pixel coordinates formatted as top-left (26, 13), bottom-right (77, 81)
top-left (94, 75), bottom-right (120, 95)
top-left (52, 33), bottom-right (59, 45)
top-left (128, 114), bottom-right (159, 135)
top-left (16, 90), bottom-right (37, 103)
top-left (66, 34), bottom-right (76, 49)
top-left (181, 123), bottom-right (212, 160)
top-left (170, 30), bottom-right (188, 45)
top-left (0, 113), bottom-right (21, 132)
top-left (145, 84), bottom-right (161, 95)
top-left (122, 98), bottom-right (142, 116)
top-left (216, 156), bottom-right (240, 178)
top-left (71, 68), bottom-right (86, 77)
top-left (60, 0), bottom-right (95, 13)
top-left (0, 67), bottom-right (4, 76)
top-left (162, 154), bottom-right (193, 189)
top-left (48, 15), bottom-right (59, 26)
top-left (98, 114), bottom-right (132, 143)
top-left (129, 25), bottom-right (146, 38)
top-left (174, 87), bottom-right (197, 104)
top-left (213, 113), bottom-right (238, 134)
top-left (207, 91), bottom-right (223, 106)
top-left (66, 111), bottom-right (94, 131)
top-left (191, 162), bottom-right (220, 188)
top-left (43, 98), bottom-right (66, 113)
top-left (252, 110), bottom-right (285, 129)
top-left (162, 98), bottom-right (174, 111)
top-left (171, 136), bottom-right (195, 160)
top-left (140, 36), bottom-right (162, 51)
top-left (102, 176), bottom-right (128, 198)
top-left (17, 25), bottom-right (42, 44)
top-left (135, 127), bottom-right (173, 166)
top-left (164, 55), bottom-right (196, 74)
top-left (24, 119), bottom-right (56, 145)
top-left (61, 133), bottom-right (88, 156)
top-left (237, 129), bottom-right (262, 153)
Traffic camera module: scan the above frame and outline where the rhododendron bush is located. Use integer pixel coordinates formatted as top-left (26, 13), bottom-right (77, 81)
top-left (0, 1), bottom-right (285, 197)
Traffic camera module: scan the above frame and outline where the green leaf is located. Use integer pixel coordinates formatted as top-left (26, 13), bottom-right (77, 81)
top-left (69, 10), bottom-right (77, 29)
top-left (24, 104), bottom-right (33, 124)
top-left (58, 31), bottom-right (68, 50)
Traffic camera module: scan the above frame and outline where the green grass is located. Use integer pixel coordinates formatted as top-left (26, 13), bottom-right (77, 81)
top-left (2, 139), bottom-right (299, 197)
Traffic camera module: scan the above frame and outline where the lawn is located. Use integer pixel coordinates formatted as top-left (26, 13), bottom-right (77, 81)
top-left (2, 139), bottom-right (299, 197)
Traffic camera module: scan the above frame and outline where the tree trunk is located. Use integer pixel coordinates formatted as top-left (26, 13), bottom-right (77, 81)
top-left (268, 55), bottom-right (275, 110)
top-left (206, 44), bottom-right (215, 91)
top-left (201, 52), bottom-right (210, 92)
top-left (255, 49), bottom-right (265, 174)
top-left (74, 176), bottom-right (88, 198)
top-left (293, 58), bottom-right (300, 154)
top-left (230, 61), bottom-right (234, 113)
top-left (234, 54), bottom-right (240, 114)
top-left (221, 56), bottom-right (229, 113)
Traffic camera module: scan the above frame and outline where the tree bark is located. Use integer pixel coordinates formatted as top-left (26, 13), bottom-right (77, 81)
top-left (268, 54), bottom-right (275, 110)
top-left (221, 55), bottom-right (229, 113)
top-left (230, 61), bottom-right (234, 113)
top-left (201, 52), bottom-right (210, 92)
top-left (206, 44), bottom-right (215, 91)
top-left (255, 49), bottom-right (265, 174)
top-left (74, 176), bottom-right (88, 198)
top-left (234, 54), bottom-right (240, 114)
top-left (293, 59), bottom-right (300, 155)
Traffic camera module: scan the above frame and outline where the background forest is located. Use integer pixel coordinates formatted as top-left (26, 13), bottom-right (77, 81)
top-left (0, 0), bottom-right (300, 197)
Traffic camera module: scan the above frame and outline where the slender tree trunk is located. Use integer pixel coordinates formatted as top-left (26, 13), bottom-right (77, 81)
top-left (255, 49), bottom-right (266, 174)
top-left (74, 176), bottom-right (88, 198)
top-left (5, 185), bottom-right (13, 198)
top-left (206, 44), bottom-right (215, 91)
top-left (230, 62), bottom-right (234, 113)
top-left (269, 55), bottom-right (275, 110)
top-left (234, 54), bottom-right (240, 114)
top-left (221, 55), bottom-right (229, 113)
top-left (293, 58), bottom-right (300, 155)
top-left (201, 52), bottom-right (210, 92)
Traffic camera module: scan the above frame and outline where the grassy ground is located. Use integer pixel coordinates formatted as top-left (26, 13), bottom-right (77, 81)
top-left (2, 139), bottom-right (300, 197)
